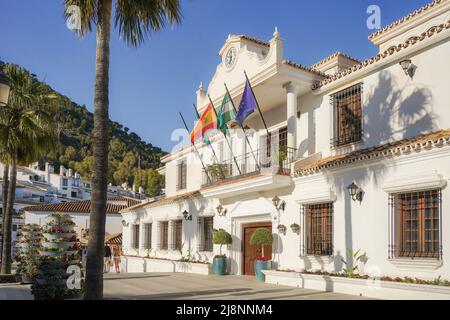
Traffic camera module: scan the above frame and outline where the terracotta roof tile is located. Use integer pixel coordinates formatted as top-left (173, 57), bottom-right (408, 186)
top-left (121, 191), bottom-right (201, 212)
top-left (368, 0), bottom-right (446, 41)
top-left (311, 52), bottom-right (360, 70)
top-left (23, 196), bottom-right (141, 214)
top-left (106, 233), bottom-right (122, 245)
top-left (294, 129), bottom-right (450, 176)
top-left (238, 35), bottom-right (270, 47)
top-left (282, 60), bottom-right (328, 77)
top-left (314, 19), bottom-right (450, 89)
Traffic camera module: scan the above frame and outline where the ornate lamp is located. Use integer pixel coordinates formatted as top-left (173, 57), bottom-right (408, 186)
top-left (347, 182), bottom-right (363, 202)
top-left (399, 59), bottom-right (412, 76)
top-left (182, 210), bottom-right (192, 221)
top-left (216, 204), bottom-right (227, 216)
top-left (272, 196), bottom-right (286, 212)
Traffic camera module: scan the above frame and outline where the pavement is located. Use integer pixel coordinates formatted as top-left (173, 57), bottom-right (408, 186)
top-left (102, 272), bottom-right (371, 300)
top-left (0, 272), bottom-right (372, 300)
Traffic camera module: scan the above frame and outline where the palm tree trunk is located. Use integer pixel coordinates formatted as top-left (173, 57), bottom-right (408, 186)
top-left (0, 164), bottom-right (9, 262)
top-left (1, 154), bottom-right (17, 274)
top-left (84, 0), bottom-right (112, 300)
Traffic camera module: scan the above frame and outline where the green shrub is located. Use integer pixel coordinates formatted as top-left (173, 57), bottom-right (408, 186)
top-left (0, 274), bottom-right (20, 284)
top-left (250, 228), bottom-right (273, 259)
top-left (212, 229), bottom-right (232, 256)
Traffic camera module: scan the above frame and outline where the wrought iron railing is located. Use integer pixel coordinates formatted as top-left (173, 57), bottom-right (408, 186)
top-left (202, 147), bottom-right (296, 187)
top-left (306, 240), bottom-right (333, 256)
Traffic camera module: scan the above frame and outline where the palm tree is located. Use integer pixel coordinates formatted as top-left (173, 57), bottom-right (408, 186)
top-left (0, 64), bottom-right (58, 274)
top-left (62, 0), bottom-right (182, 299)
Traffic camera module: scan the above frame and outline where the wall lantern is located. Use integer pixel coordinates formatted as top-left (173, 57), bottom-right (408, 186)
top-left (0, 68), bottom-right (12, 107)
top-left (216, 204), bottom-right (227, 216)
top-left (121, 220), bottom-right (129, 227)
top-left (182, 210), bottom-right (192, 221)
top-left (347, 182), bottom-right (364, 202)
top-left (399, 59), bottom-right (413, 77)
top-left (272, 196), bottom-right (286, 212)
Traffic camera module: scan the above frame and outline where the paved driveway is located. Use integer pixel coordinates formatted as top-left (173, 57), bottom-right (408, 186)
top-left (103, 272), bottom-right (371, 300)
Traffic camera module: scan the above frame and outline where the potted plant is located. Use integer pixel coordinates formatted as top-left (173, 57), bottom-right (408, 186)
top-left (212, 229), bottom-right (232, 275)
top-left (250, 228), bottom-right (274, 281)
top-left (277, 224), bottom-right (286, 234)
top-left (14, 224), bottom-right (42, 284)
top-left (290, 223), bottom-right (300, 234)
top-left (206, 163), bottom-right (229, 182)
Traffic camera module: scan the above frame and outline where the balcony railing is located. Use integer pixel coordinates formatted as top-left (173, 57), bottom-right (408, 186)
top-left (202, 147), bottom-right (296, 187)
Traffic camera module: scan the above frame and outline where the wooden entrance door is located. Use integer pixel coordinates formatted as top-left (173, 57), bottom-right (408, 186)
top-left (242, 222), bottom-right (272, 275)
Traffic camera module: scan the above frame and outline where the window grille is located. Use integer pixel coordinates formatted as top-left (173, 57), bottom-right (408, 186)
top-left (389, 189), bottom-right (442, 259)
top-left (306, 203), bottom-right (333, 256)
top-left (331, 83), bottom-right (363, 146)
top-left (160, 221), bottom-right (169, 250)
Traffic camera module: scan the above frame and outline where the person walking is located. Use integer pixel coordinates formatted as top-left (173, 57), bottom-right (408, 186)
top-left (104, 244), bottom-right (112, 273)
top-left (113, 245), bottom-right (121, 273)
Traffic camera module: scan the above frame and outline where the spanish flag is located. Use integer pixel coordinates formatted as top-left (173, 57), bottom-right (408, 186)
top-left (190, 103), bottom-right (217, 144)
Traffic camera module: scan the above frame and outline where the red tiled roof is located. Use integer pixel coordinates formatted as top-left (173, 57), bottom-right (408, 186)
top-left (23, 196), bottom-right (142, 214)
top-left (314, 19), bottom-right (450, 89)
top-left (106, 233), bottom-right (122, 245)
top-left (121, 191), bottom-right (201, 212)
top-left (282, 60), bottom-right (328, 77)
top-left (294, 130), bottom-right (450, 176)
top-left (237, 35), bottom-right (270, 47)
top-left (311, 52), bottom-right (360, 70)
top-left (368, 0), bottom-right (446, 41)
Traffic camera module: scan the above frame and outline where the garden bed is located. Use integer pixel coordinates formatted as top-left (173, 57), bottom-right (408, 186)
top-left (0, 274), bottom-right (20, 284)
top-left (262, 270), bottom-right (450, 300)
top-left (122, 255), bottom-right (212, 275)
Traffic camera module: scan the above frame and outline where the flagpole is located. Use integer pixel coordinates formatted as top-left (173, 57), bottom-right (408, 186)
top-left (207, 95), bottom-right (242, 176)
top-left (178, 112), bottom-right (211, 184)
top-left (243, 70), bottom-right (270, 137)
top-left (224, 83), bottom-right (260, 171)
top-left (192, 103), bottom-right (226, 178)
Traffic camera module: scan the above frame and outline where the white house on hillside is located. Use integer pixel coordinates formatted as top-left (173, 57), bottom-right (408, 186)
top-left (121, 0), bottom-right (450, 282)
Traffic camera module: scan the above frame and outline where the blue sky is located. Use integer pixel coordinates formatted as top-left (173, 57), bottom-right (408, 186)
top-left (0, 0), bottom-right (430, 151)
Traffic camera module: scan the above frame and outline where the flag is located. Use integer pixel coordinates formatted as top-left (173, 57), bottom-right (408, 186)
top-left (236, 80), bottom-right (257, 126)
top-left (190, 103), bottom-right (217, 144)
top-left (217, 92), bottom-right (236, 134)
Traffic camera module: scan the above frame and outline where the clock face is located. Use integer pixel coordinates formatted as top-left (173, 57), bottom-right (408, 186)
top-left (224, 47), bottom-right (237, 69)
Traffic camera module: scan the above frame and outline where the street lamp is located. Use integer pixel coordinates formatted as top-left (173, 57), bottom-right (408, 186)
top-left (182, 210), bottom-right (192, 221)
top-left (0, 68), bottom-right (11, 107)
top-left (347, 182), bottom-right (363, 202)
top-left (272, 195), bottom-right (286, 212)
top-left (216, 204), bottom-right (227, 216)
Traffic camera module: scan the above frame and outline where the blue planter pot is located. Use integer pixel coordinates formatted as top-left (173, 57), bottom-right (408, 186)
top-left (213, 256), bottom-right (227, 275)
top-left (254, 260), bottom-right (272, 281)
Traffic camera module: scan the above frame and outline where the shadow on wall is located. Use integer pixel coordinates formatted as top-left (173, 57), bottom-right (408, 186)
top-left (324, 70), bottom-right (438, 268)
top-left (364, 70), bottom-right (437, 147)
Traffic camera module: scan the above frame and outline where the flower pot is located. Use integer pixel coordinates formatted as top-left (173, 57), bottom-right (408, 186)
top-left (254, 259), bottom-right (272, 282)
top-left (212, 256), bottom-right (227, 275)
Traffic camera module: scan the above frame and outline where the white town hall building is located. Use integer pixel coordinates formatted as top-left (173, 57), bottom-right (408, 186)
top-left (121, 0), bottom-right (450, 284)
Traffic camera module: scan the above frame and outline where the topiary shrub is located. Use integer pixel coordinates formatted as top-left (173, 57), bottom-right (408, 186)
top-left (250, 228), bottom-right (273, 260)
top-left (212, 229), bottom-right (232, 257)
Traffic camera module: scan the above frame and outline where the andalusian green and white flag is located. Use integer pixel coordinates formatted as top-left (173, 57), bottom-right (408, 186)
top-left (217, 92), bottom-right (236, 134)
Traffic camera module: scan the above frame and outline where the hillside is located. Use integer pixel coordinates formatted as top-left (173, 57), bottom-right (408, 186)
top-left (3, 61), bottom-right (166, 196)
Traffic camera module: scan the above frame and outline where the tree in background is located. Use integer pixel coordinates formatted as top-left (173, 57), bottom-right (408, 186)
top-left (0, 64), bottom-right (59, 274)
top-left (63, 0), bottom-right (182, 299)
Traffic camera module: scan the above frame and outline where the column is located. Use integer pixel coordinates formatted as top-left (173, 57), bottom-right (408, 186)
top-left (284, 82), bottom-right (298, 150)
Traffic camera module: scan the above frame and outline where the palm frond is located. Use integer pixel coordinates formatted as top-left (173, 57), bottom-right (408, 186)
top-left (115, 0), bottom-right (182, 47)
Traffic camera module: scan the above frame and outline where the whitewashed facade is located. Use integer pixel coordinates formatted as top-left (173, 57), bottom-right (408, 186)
top-left (122, 1), bottom-right (450, 280)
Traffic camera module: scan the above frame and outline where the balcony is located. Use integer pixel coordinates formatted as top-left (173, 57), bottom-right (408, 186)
top-left (200, 147), bottom-right (296, 199)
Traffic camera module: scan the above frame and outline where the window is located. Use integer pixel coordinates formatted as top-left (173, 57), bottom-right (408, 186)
top-left (132, 224), bottom-right (140, 249)
top-left (392, 190), bottom-right (441, 258)
top-left (171, 220), bottom-right (183, 251)
top-left (177, 159), bottom-right (187, 191)
top-left (144, 223), bottom-right (152, 250)
top-left (160, 221), bottom-right (169, 250)
top-left (12, 225), bottom-right (17, 232)
top-left (203, 217), bottom-right (214, 252)
top-left (306, 203), bottom-right (333, 256)
top-left (62, 179), bottom-right (68, 187)
top-left (71, 191), bottom-right (77, 198)
top-left (332, 83), bottom-right (362, 146)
